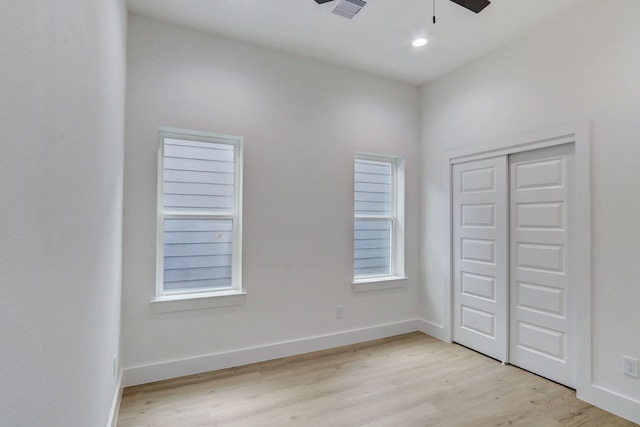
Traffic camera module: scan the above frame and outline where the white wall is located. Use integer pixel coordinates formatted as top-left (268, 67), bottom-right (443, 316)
top-left (0, 1), bottom-right (127, 426)
top-left (420, 0), bottom-right (640, 421)
top-left (123, 16), bottom-right (420, 383)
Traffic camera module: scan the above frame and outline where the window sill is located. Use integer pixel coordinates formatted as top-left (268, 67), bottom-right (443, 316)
top-left (352, 276), bottom-right (408, 293)
top-left (151, 291), bottom-right (247, 314)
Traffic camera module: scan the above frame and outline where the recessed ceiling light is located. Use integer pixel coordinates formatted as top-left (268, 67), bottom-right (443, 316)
top-left (412, 38), bottom-right (428, 47)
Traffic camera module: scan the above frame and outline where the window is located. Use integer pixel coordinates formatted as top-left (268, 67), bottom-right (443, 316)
top-left (354, 153), bottom-right (406, 288)
top-left (153, 127), bottom-right (243, 312)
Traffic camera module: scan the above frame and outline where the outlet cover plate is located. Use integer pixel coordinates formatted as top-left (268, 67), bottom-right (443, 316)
top-left (623, 356), bottom-right (639, 378)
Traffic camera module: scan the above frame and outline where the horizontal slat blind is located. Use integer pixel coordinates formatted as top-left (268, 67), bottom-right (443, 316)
top-left (354, 158), bottom-right (394, 278)
top-left (163, 138), bottom-right (234, 213)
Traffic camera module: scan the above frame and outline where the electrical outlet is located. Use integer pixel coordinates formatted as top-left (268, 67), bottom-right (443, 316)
top-left (336, 305), bottom-right (344, 319)
top-left (623, 356), bottom-right (639, 378)
top-left (113, 355), bottom-right (118, 378)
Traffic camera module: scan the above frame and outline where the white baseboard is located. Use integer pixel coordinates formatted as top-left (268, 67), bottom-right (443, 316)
top-left (416, 318), bottom-right (448, 342)
top-left (418, 318), bottom-right (639, 424)
top-left (119, 320), bottom-right (639, 425)
top-left (123, 319), bottom-right (421, 387)
top-left (578, 383), bottom-right (640, 424)
top-left (107, 369), bottom-right (124, 427)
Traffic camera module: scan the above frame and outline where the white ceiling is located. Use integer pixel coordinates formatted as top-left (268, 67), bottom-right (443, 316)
top-left (126, 0), bottom-right (586, 86)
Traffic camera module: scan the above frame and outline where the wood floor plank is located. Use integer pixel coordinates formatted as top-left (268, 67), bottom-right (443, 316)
top-left (117, 333), bottom-right (638, 427)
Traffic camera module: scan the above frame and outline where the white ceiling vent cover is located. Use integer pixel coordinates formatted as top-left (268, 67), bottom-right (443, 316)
top-left (332, 0), bottom-right (367, 19)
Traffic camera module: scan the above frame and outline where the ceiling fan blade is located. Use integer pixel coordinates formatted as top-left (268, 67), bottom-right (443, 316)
top-left (314, 0), bottom-right (335, 4)
top-left (450, 0), bottom-right (490, 13)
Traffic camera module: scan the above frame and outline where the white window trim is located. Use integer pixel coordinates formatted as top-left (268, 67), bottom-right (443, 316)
top-left (152, 126), bottom-right (244, 313)
top-left (151, 291), bottom-right (247, 314)
top-left (353, 152), bottom-right (407, 292)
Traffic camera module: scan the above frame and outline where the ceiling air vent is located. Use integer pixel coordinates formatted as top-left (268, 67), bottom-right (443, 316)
top-left (332, 0), bottom-right (367, 19)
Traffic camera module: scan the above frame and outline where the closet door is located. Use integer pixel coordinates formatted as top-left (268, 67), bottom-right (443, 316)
top-left (509, 144), bottom-right (576, 387)
top-left (452, 157), bottom-right (508, 362)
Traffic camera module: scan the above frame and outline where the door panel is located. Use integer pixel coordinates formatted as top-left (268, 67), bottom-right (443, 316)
top-left (509, 144), bottom-right (575, 387)
top-left (452, 157), bottom-right (508, 362)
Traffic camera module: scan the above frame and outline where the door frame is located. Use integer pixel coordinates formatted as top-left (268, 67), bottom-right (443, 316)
top-left (443, 120), bottom-right (591, 393)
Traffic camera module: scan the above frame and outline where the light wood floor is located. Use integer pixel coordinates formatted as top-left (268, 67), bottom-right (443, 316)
top-left (117, 332), bottom-right (637, 427)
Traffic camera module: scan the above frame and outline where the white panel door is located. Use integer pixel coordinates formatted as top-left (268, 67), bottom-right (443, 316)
top-left (509, 144), bottom-right (576, 387)
top-left (452, 157), bottom-right (508, 362)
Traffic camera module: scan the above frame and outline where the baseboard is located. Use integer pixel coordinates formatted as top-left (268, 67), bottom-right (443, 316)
top-left (416, 318), bottom-right (448, 342)
top-left (107, 369), bottom-right (124, 427)
top-left (123, 319), bottom-right (421, 387)
top-left (418, 317), bottom-right (640, 424)
top-left (118, 320), bottom-right (639, 425)
top-left (578, 383), bottom-right (640, 424)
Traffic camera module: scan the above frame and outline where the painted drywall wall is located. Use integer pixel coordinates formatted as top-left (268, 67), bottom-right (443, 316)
top-left (0, 1), bottom-right (126, 426)
top-left (123, 16), bottom-right (420, 381)
top-left (420, 0), bottom-right (640, 421)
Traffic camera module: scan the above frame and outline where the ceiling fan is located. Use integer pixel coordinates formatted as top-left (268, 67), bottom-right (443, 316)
top-left (314, 0), bottom-right (490, 20)
top-left (443, 0), bottom-right (491, 14)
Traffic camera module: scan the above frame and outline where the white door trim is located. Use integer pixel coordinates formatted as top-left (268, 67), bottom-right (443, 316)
top-left (442, 120), bottom-right (591, 393)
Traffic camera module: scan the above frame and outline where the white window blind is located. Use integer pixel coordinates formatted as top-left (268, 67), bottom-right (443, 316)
top-left (158, 129), bottom-right (242, 297)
